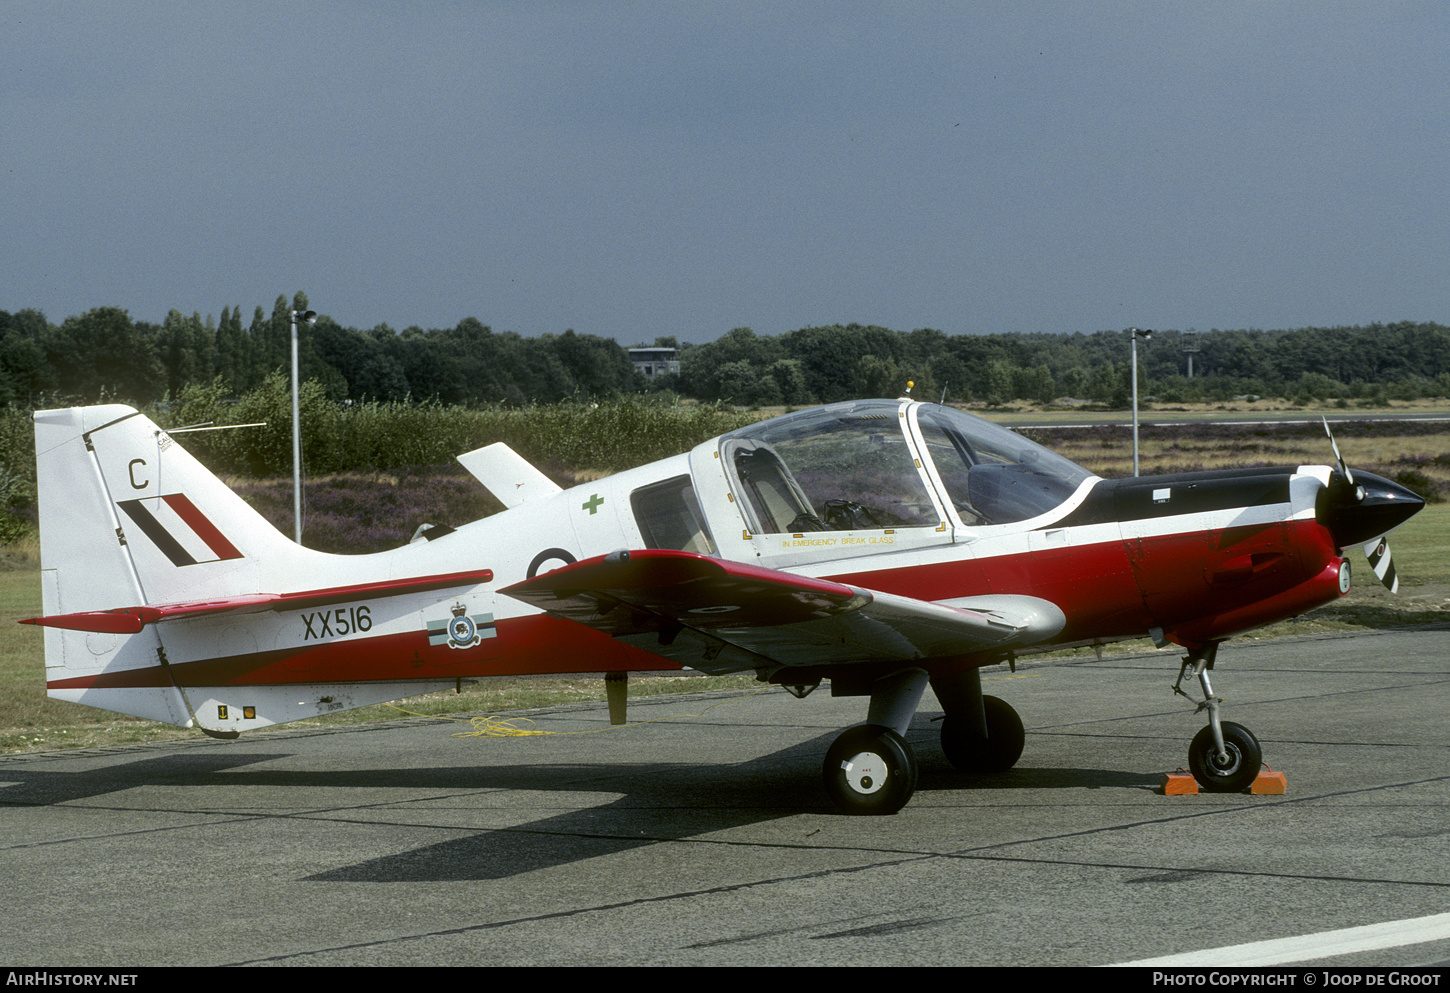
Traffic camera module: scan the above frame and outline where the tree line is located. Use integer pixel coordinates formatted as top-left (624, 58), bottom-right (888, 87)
top-left (0, 293), bottom-right (641, 408)
top-left (3, 293), bottom-right (1448, 409)
top-left (671, 323), bottom-right (1450, 407)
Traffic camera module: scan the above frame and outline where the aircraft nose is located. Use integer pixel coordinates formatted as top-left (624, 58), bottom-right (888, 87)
top-left (1316, 469), bottom-right (1426, 549)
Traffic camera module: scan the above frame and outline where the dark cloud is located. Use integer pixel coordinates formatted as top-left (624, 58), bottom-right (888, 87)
top-left (3, 1), bottom-right (1446, 341)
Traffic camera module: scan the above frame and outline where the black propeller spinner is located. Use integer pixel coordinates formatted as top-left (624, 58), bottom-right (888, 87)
top-left (1316, 418), bottom-right (1425, 592)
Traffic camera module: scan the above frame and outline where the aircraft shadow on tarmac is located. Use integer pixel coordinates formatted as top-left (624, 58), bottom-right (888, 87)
top-left (1, 720), bottom-right (1164, 883)
top-left (306, 767), bottom-right (1167, 883)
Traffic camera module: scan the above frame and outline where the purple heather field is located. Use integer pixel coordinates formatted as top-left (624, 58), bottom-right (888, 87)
top-left (236, 466), bottom-right (518, 554)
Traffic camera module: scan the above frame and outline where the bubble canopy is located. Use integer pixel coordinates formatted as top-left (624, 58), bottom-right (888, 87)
top-left (717, 400), bottom-right (1094, 532)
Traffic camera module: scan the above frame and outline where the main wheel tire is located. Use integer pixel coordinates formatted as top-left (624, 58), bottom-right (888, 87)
top-left (1188, 721), bottom-right (1262, 793)
top-left (823, 724), bottom-right (918, 815)
top-left (940, 695), bottom-right (1025, 773)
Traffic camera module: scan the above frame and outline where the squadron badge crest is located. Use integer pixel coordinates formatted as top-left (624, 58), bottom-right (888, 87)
top-left (426, 602), bottom-right (496, 650)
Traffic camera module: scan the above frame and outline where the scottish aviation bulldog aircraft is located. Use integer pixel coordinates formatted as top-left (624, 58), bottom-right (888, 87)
top-left (24, 399), bottom-right (1423, 813)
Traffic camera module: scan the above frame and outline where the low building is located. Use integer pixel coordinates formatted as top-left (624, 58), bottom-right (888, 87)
top-left (629, 347), bottom-right (680, 380)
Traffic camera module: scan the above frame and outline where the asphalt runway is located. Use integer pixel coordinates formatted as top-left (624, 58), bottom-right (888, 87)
top-left (2, 627), bottom-right (1446, 968)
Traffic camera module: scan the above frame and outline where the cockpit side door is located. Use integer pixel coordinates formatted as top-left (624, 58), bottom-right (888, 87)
top-left (710, 401), bottom-right (956, 569)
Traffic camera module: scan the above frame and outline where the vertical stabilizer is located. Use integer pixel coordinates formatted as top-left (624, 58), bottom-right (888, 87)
top-left (34, 405), bottom-right (303, 613)
top-left (32, 406), bottom-right (307, 725)
top-left (29, 404), bottom-right (499, 735)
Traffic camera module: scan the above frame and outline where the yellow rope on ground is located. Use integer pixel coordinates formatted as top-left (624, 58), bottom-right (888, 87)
top-left (455, 715), bottom-right (550, 737)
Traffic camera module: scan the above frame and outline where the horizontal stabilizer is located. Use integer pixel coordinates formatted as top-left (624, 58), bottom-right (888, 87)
top-left (457, 442), bottom-right (562, 509)
top-left (21, 568), bottom-right (495, 634)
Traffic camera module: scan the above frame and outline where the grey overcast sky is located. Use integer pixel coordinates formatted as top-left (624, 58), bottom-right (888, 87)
top-left (3, 1), bottom-right (1446, 343)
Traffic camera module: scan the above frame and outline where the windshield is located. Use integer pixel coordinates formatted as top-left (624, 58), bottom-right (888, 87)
top-left (914, 404), bottom-right (1093, 524)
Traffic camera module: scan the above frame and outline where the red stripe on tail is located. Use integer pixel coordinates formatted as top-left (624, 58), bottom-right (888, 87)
top-left (162, 493), bottom-right (243, 561)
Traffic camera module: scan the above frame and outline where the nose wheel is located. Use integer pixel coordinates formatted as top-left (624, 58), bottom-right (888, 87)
top-left (1188, 721), bottom-right (1261, 793)
top-left (1176, 644), bottom-right (1264, 793)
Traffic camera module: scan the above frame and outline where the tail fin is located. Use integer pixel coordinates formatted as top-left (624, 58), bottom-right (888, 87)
top-left (29, 405), bottom-right (494, 734)
top-left (34, 405), bottom-right (301, 612)
top-left (31, 405), bottom-right (305, 727)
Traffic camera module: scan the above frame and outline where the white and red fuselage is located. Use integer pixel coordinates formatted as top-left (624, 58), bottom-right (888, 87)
top-left (27, 399), bottom-right (1420, 738)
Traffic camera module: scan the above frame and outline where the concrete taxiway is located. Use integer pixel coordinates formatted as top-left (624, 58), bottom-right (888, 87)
top-left (1, 627), bottom-right (1446, 967)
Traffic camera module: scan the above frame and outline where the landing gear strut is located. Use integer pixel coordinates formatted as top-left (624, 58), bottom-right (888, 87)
top-left (1175, 643), bottom-right (1262, 793)
top-left (933, 668), bottom-right (1024, 773)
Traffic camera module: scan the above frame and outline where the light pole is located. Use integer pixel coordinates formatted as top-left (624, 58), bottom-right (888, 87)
top-left (1128, 327), bottom-right (1153, 476)
top-left (289, 308), bottom-right (317, 543)
top-left (1181, 331), bottom-right (1199, 379)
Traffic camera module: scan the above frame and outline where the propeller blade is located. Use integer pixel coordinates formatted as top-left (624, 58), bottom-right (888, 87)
top-left (1363, 536), bottom-right (1398, 593)
top-left (1322, 417), bottom-right (1355, 486)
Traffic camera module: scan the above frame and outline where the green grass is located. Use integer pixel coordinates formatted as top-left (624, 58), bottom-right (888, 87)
top-left (1382, 502), bottom-right (1450, 590)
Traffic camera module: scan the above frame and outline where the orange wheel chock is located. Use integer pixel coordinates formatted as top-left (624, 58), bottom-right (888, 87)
top-left (1250, 764), bottom-right (1287, 795)
top-left (1161, 769), bottom-right (1199, 795)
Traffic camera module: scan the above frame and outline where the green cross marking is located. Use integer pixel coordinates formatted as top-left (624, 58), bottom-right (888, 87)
top-left (582, 493), bottom-right (604, 515)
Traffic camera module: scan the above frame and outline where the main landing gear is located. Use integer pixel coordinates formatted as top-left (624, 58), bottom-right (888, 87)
top-left (824, 723), bottom-right (918, 815)
top-left (1175, 643), bottom-right (1263, 793)
top-left (822, 667), bottom-right (1025, 815)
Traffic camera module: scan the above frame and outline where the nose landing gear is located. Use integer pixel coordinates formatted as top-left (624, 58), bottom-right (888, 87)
top-left (1175, 643), bottom-right (1263, 793)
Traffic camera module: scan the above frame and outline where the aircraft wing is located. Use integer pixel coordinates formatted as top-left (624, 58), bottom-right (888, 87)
top-left (21, 568), bottom-right (495, 634)
top-left (500, 549), bottom-right (1062, 675)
